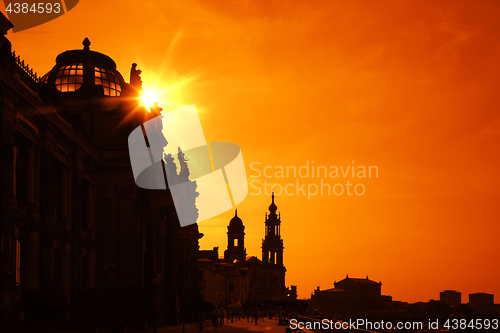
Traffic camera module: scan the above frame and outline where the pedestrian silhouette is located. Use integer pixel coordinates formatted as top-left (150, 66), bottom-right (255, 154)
top-left (211, 311), bottom-right (219, 332)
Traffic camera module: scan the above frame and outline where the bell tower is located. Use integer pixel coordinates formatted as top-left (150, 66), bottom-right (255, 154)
top-left (262, 192), bottom-right (284, 266)
top-left (224, 210), bottom-right (246, 263)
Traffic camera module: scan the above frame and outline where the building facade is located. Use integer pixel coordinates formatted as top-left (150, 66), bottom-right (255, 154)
top-left (469, 292), bottom-right (494, 309)
top-left (198, 194), bottom-right (296, 311)
top-left (311, 275), bottom-right (388, 317)
top-left (1, 13), bottom-right (201, 332)
top-left (440, 290), bottom-right (462, 307)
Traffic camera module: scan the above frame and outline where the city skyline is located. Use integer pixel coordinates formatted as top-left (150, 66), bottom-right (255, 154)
top-left (4, 0), bottom-right (500, 302)
top-left (202, 197), bottom-right (498, 303)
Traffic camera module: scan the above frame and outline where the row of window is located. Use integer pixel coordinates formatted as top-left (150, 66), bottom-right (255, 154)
top-left (265, 251), bottom-right (281, 265)
top-left (15, 238), bottom-right (93, 289)
top-left (215, 280), bottom-right (247, 294)
top-left (266, 224), bottom-right (281, 236)
top-left (13, 132), bottom-right (94, 230)
top-left (52, 63), bottom-right (122, 96)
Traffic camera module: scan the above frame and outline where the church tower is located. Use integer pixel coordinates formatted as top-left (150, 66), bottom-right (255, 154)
top-left (224, 210), bottom-right (247, 263)
top-left (262, 192), bottom-right (284, 266)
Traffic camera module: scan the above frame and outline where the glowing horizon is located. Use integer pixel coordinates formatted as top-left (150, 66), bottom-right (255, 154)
top-left (5, 0), bottom-right (500, 303)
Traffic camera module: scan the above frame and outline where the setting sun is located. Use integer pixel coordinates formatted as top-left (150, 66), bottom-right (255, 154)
top-left (4, 0), bottom-right (500, 307)
top-left (141, 90), bottom-right (159, 111)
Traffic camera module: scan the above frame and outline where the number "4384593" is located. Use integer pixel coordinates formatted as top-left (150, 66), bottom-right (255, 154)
top-left (6, 2), bottom-right (61, 14)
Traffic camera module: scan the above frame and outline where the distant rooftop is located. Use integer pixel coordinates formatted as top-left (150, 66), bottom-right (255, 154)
top-left (336, 276), bottom-right (381, 285)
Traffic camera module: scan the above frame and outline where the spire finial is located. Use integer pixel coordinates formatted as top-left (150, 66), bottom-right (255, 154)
top-left (268, 190), bottom-right (277, 213)
top-left (83, 38), bottom-right (91, 51)
top-left (235, 209), bottom-right (238, 216)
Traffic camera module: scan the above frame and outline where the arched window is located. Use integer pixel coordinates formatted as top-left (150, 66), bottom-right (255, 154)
top-left (95, 66), bottom-right (121, 96)
top-left (55, 63), bottom-right (83, 92)
top-left (15, 240), bottom-right (21, 286)
top-left (15, 239), bottom-right (29, 287)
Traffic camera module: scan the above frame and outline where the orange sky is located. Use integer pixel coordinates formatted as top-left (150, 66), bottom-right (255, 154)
top-left (4, 0), bottom-right (500, 303)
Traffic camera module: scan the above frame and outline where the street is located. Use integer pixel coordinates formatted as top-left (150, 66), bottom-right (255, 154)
top-left (158, 318), bottom-right (286, 333)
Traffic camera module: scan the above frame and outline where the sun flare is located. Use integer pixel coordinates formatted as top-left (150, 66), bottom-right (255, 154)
top-left (141, 90), bottom-right (159, 111)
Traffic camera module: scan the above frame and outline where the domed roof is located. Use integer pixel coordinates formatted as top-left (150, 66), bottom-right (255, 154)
top-left (228, 210), bottom-right (244, 230)
top-left (40, 38), bottom-right (128, 100)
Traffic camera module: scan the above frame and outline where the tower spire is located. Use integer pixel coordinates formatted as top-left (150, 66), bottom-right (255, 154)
top-left (262, 192), bottom-right (283, 266)
top-left (268, 191), bottom-right (277, 214)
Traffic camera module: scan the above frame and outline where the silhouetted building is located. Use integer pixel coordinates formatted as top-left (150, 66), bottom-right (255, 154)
top-left (198, 194), bottom-right (296, 310)
top-left (1, 12), bottom-right (202, 332)
top-left (249, 192), bottom-right (288, 302)
top-left (440, 290), bottom-right (462, 307)
top-left (224, 210), bottom-right (247, 264)
top-left (469, 292), bottom-right (494, 309)
top-left (310, 286), bottom-right (346, 317)
top-left (311, 275), bottom-right (389, 317)
top-left (198, 246), bottom-right (250, 308)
